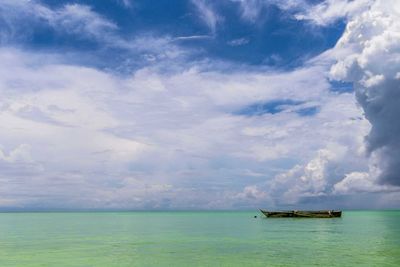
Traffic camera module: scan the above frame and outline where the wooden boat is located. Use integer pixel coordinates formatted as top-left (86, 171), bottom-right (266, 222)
top-left (260, 209), bottom-right (342, 218)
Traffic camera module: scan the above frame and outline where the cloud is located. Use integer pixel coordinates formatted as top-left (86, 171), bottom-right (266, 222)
top-left (234, 0), bottom-right (372, 27)
top-left (333, 172), bottom-right (399, 194)
top-left (330, 0), bottom-right (400, 186)
top-left (0, 0), bottom-right (118, 43)
top-left (233, 0), bottom-right (307, 23)
top-left (235, 0), bottom-right (264, 22)
top-left (238, 88), bottom-right (375, 207)
top-left (265, 141), bottom-right (366, 205)
top-left (50, 4), bottom-right (118, 37)
top-left (234, 185), bottom-right (268, 201)
top-left (116, 0), bottom-right (132, 8)
top-left (191, 0), bottom-right (221, 34)
top-left (0, 0), bottom-right (187, 63)
top-left (1, 0), bottom-right (399, 209)
top-left (0, 144), bottom-right (32, 164)
top-left (0, 1), bottom-right (197, 72)
top-left (333, 150), bottom-right (400, 194)
top-left (174, 35), bottom-right (213, 41)
top-left (0, 45), bottom-right (372, 209)
top-left (227, 38), bottom-right (249, 46)
top-left (294, 0), bottom-right (373, 26)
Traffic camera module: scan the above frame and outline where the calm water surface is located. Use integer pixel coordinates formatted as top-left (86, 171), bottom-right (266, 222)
top-left (0, 211), bottom-right (399, 266)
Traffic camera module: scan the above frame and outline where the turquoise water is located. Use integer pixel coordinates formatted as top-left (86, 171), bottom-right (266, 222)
top-left (0, 211), bottom-right (399, 266)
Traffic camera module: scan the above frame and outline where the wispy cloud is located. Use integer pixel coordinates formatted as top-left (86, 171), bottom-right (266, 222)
top-left (174, 35), bottom-right (213, 41)
top-left (116, 0), bottom-right (133, 8)
top-left (294, 0), bottom-right (373, 26)
top-left (0, 1), bottom-right (198, 71)
top-left (233, 0), bottom-right (307, 23)
top-left (227, 37), bottom-right (249, 46)
top-left (191, 0), bottom-right (221, 34)
top-left (0, 0), bottom-right (118, 43)
top-left (233, 0), bottom-right (371, 26)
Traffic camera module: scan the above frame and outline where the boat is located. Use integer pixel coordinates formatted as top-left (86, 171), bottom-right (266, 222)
top-left (260, 209), bottom-right (342, 218)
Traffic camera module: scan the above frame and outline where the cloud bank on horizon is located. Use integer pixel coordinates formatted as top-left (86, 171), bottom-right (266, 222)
top-left (0, 0), bottom-right (399, 210)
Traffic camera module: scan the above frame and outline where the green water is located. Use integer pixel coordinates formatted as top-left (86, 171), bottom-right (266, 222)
top-left (0, 211), bottom-right (399, 266)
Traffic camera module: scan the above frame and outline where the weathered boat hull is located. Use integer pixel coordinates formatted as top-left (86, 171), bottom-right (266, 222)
top-left (260, 209), bottom-right (342, 218)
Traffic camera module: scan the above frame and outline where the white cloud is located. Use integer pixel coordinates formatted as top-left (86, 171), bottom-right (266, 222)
top-left (253, 91), bottom-right (373, 205)
top-left (294, 0), bottom-right (372, 26)
top-left (330, 0), bottom-right (400, 186)
top-left (234, 0), bottom-right (373, 28)
top-left (191, 0), bottom-right (221, 34)
top-left (0, 144), bottom-right (32, 163)
top-left (266, 142), bottom-right (364, 205)
top-left (242, 125), bottom-right (289, 138)
top-left (235, 185), bottom-right (268, 201)
top-left (5, 5), bottom-right (396, 210)
top-left (117, 0), bottom-right (132, 8)
top-left (0, 45), bottom-right (372, 209)
top-left (51, 4), bottom-right (118, 36)
top-left (235, 0), bottom-right (263, 22)
top-left (228, 38), bottom-right (249, 46)
top-left (0, 0), bottom-right (190, 64)
top-left (0, 0), bottom-right (117, 43)
top-left (3, 0), bottom-right (399, 208)
top-left (247, 144), bottom-right (290, 161)
top-left (334, 172), bottom-right (390, 194)
top-left (233, 0), bottom-right (307, 23)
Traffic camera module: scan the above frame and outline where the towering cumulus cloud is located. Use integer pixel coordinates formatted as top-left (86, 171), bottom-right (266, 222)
top-left (331, 0), bottom-right (400, 186)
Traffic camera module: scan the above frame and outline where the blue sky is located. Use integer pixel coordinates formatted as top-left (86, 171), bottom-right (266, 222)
top-left (5, 0), bottom-right (345, 70)
top-left (0, 0), bottom-right (399, 210)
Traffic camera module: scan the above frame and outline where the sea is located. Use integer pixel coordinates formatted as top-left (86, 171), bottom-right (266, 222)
top-left (0, 211), bottom-right (399, 266)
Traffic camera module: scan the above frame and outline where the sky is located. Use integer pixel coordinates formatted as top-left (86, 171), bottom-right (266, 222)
top-left (0, 0), bottom-right (399, 210)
